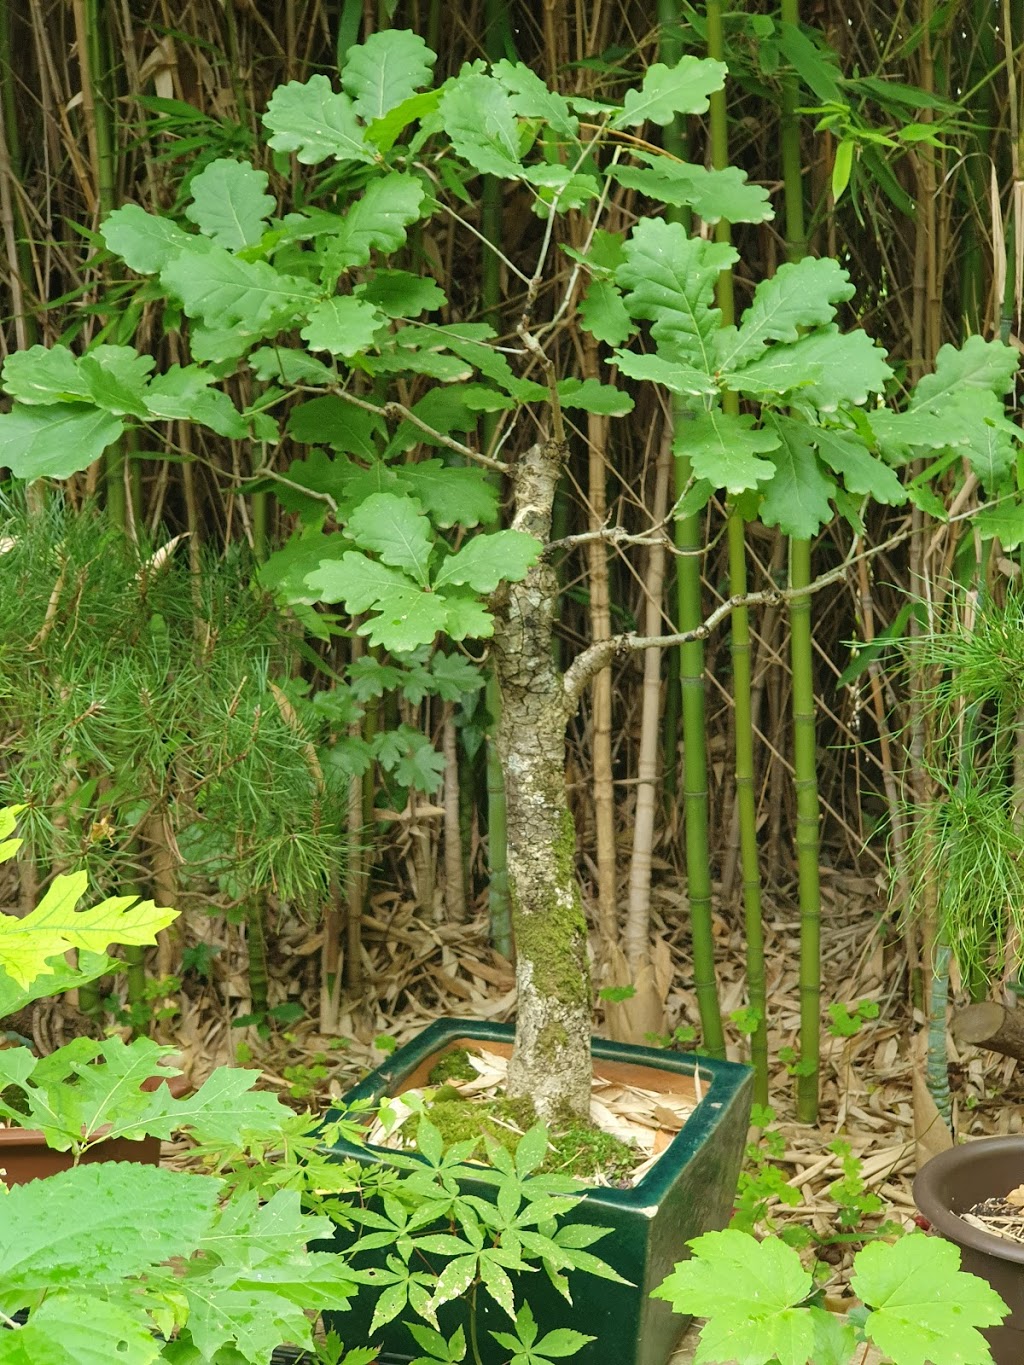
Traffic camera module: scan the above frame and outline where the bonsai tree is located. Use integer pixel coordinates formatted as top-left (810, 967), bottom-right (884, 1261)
top-left (1, 35), bottom-right (1017, 1121)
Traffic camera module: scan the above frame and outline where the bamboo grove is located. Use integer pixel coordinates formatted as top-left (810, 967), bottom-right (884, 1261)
top-left (1, 0), bottom-right (1023, 1121)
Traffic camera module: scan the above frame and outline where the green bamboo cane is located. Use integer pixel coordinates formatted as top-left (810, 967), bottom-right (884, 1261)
top-left (706, 0), bottom-right (769, 1102)
top-left (780, 0), bottom-right (822, 1123)
top-left (660, 0), bottom-right (725, 1058)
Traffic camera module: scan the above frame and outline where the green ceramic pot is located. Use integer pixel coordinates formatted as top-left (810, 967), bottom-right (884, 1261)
top-left (318, 1018), bottom-right (752, 1365)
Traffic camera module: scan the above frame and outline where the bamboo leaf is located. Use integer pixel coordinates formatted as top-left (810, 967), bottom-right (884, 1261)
top-left (263, 74), bottom-right (375, 165)
top-left (184, 158), bottom-right (276, 250)
top-left (342, 29), bottom-right (436, 122)
top-left (676, 409), bottom-right (778, 494)
top-left (0, 403), bottom-right (124, 480)
top-left (611, 57), bottom-right (726, 128)
top-left (759, 417), bottom-right (837, 538)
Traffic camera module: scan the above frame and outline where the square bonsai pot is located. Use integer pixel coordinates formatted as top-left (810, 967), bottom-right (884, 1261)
top-left (319, 1017), bottom-right (752, 1365)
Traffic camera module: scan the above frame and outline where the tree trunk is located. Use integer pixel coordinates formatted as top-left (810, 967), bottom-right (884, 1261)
top-left (492, 439), bottom-right (592, 1122)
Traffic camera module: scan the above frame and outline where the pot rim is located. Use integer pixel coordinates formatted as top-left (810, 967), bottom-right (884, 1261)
top-left (914, 1135), bottom-right (1024, 1265)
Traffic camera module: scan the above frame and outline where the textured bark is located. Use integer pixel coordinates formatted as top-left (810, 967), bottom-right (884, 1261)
top-left (493, 440), bottom-right (592, 1121)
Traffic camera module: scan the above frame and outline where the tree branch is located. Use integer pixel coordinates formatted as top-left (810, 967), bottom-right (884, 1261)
top-left (562, 522), bottom-right (916, 707)
top-left (334, 391), bottom-right (510, 475)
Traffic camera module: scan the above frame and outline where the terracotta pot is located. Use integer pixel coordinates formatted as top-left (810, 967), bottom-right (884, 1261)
top-left (914, 1136), bottom-right (1024, 1365)
top-left (317, 1017), bottom-right (753, 1365)
top-left (0, 1127), bottom-right (161, 1184)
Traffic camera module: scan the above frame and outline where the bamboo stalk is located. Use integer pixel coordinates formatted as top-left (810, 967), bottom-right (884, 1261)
top-left (660, 0), bottom-right (725, 1058)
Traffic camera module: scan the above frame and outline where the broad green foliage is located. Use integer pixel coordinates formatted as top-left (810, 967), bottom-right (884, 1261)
top-left (654, 1228), bottom-right (1006, 1365)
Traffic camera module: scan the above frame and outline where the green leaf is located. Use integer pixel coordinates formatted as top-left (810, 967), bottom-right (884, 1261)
top-left (301, 296), bottom-right (384, 356)
top-left (832, 138), bottom-right (854, 202)
top-left (913, 333), bottom-right (1020, 405)
top-left (144, 366), bottom-right (248, 439)
top-left (0, 1162), bottom-right (220, 1294)
top-left (347, 492), bottom-right (434, 583)
top-left (101, 203), bottom-right (191, 273)
top-left (759, 416), bottom-right (837, 539)
top-left (533, 1328), bottom-right (596, 1358)
top-left (777, 21), bottom-right (844, 103)
top-left (975, 500), bottom-right (1024, 550)
top-left (514, 1123), bottom-right (550, 1178)
top-left (676, 409), bottom-right (778, 494)
top-left (1, 1295), bottom-right (161, 1365)
top-left (613, 350), bottom-right (716, 398)
top-left (366, 88), bottom-right (443, 154)
top-left (617, 220), bottom-right (736, 373)
top-left (137, 1062), bottom-right (294, 1144)
top-left (434, 530), bottom-right (540, 592)
top-left (161, 238), bottom-right (316, 333)
top-left (654, 1230), bottom-right (815, 1365)
top-left (248, 347), bottom-right (335, 384)
top-left (556, 377), bottom-right (633, 415)
top-left (439, 73), bottom-right (522, 177)
top-left (359, 268), bottom-right (445, 317)
top-left (287, 395), bottom-right (385, 455)
top-left (263, 74), bottom-right (374, 165)
top-left (399, 461), bottom-right (498, 528)
top-left (0, 403), bottom-right (124, 480)
top-left (724, 325), bottom-right (892, 410)
top-left (611, 57), bottom-right (726, 128)
top-left (437, 588), bottom-right (494, 643)
top-left (0, 875), bottom-right (176, 987)
top-left (322, 172), bottom-right (427, 271)
top-left (813, 427), bottom-right (905, 505)
top-left (853, 1235), bottom-right (1008, 1365)
top-left (717, 257), bottom-right (855, 373)
top-left (611, 157), bottom-right (773, 225)
top-left (2, 344), bottom-right (92, 404)
top-left (394, 736), bottom-right (446, 793)
top-left (578, 279), bottom-right (633, 346)
top-left (491, 60), bottom-right (578, 137)
top-left (342, 29), bottom-right (436, 121)
top-left (184, 158), bottom-right (275, 249)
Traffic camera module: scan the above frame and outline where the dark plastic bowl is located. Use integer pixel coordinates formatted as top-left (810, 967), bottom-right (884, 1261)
top-left (914, 1136), bottom-right (1024, 1365)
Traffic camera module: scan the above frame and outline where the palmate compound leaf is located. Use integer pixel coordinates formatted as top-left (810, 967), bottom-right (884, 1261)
top-left (0, 872), bottom-right (177, 987)
top-left (263, 74), bottom-right (375, 165)
top-left (300, 295), bottom-right (384, 356)
top-left (434, 530), bottom-right (541, 593)
top-left (0, 402), bottom-right (124, 479)
top-left (611, 56), bottom-right (726, 128)
top-left (651, 1229), bottom-right (816, 1365)
top-left (0, 1294), bottom-right (161, 1365)
top-left (161, 236), bottom-right (317, 334)
top-left (342, 28), bottom-right (437, 122)
top-left (439, 72), bottom-right (523, 178)
top-left (611, 156), bottom-right (772, 225)
top-left (716, 257), bottom-right (856, 374)
top-left (758, 416), bottom-right (838, 539)
top-left (617, 220), bottom-right (737, 374)
top-left (853, 1234), bottom-right (1009, 1365)
top-left (675, 408), bottom-right (778, 495)
top-left (184, 157), bottom-right (275, 250)
top-left (0, 1162), bottom-right (221, 1296)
